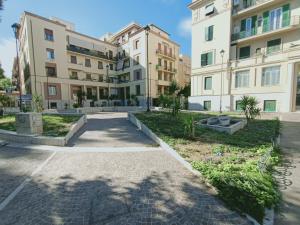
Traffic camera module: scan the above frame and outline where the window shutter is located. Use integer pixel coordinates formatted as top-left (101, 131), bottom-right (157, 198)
top-left (201, 54), bottom-right (207, 66)
top-left (282, 4), bottom-right (290, 27)
top-left (240, 19), bottom-right (246, 32)
top-left (263, 11), bottom-right (270, 32)
top-left (205, 27), bottom-right (209, 41)
top-left (207, 52), bottom-right (213, 65)
top-left (251, 15), bottom-right (257, 35)
top-left (209, 26), bottom-right (214, 40)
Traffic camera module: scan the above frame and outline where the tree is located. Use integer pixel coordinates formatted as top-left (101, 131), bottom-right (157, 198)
top-left (178, 84), bottom-right (191, 98)
top-left (169, 80), bottom-right (180, 95)
top-left (239, 96), bottom-right (261, 122)
top-left (0, 67), bottom-right (5, 79)
top-left (0, 94), bottom-right (11, 107)
top-left (76, 90), bottom-right (86, 107)
top-left (0, 78), bottom-right (12, 91)
top-left (32, 94), bottom-right (43, 112)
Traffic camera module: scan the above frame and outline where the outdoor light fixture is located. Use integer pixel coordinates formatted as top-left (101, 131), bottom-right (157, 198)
top-left (12, 23), bottom-right (22, 111)
top-left (219, 49), bottom-right (225, 114)
top-left (145, 25), bottom-right (151, 112)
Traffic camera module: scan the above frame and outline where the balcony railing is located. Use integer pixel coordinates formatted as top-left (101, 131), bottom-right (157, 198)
top-left (232, 0), bottom-right (272, 15)
top-left (231, 16), bottom-right (300, 42)
top-left (156, 49), bottom-right (176, 59)
top-left (156, 65), bottom-right (177, 73)
top-left (67, 45), bottom-right (117, 61)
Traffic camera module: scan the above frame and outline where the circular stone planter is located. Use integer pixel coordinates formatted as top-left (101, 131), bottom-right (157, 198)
top-left (218, 115), bottom-right (231, 126)
top-left (207, 117), bottom-right (219, 125)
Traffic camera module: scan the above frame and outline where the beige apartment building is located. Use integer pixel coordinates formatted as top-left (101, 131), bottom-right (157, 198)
top-left (188, 0), bottom-right (300, 112)
top-left (16, 12), bottom-right (189, 109)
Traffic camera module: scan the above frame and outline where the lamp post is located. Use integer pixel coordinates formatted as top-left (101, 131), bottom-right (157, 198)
top-left (46, 73), bottom-right (49, 109)
top-left (144, 25), bottom-right (150, 112)
top-left (12, 23), bottom-right (22, 111)
top-left (149, 62), bottom-right (152, 107)
top-left (106, 64), bottom-right (110, 105)
top-left (219, 49), bottom-right (225, 114)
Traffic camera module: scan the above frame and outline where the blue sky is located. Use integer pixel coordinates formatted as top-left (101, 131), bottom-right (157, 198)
top-left (0, 0), bottom-right (192, 77)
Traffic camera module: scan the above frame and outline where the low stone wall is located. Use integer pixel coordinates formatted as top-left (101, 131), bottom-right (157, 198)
top-left (0, 114), bottom-right (87, 146)
top-left (76, 106), bottom-right (145, 114)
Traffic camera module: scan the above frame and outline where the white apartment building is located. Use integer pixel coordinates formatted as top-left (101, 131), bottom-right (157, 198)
top-left (188, 0), bottom-right (300, 112)
top-left (16, 12), bottom-right (188, 109)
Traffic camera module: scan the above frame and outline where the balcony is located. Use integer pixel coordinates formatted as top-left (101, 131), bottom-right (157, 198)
top-left (156, 65), bottom-right (177, 73)
top-left (232, 0), bottom-right (287, 17)
top-left (231, 16), bottom-right (300, 43)
top-left (156, 49), bottom-right (176, 60)
top-left (67, 45), bottom-right (117, 61)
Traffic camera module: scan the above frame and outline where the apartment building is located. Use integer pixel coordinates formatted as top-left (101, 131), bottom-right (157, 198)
top-left (16, 12), bottom-right (186, 109)
top-left (188, 0), bottom-right (300, 112)
top-left (178, 54), bottom-right (191, 87)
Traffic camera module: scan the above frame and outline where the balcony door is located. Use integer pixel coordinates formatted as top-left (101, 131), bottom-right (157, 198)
top-left (270, 8), bottom-right (282, 31)
top-left (245, 18), bottom-right (252, 37)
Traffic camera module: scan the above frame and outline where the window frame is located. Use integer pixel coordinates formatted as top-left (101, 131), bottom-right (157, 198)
top-left (203, 101), bottom-right (211, 111)
top-left (204, 76), bottom-right (212, 90)
top-left (266, 38), bottom-right (281, 54)
top-left (264, 100), bottom-right (277, 112)
top-left (46, 48), bottom-right (55, 60)
top-left (262, 66), bottom-right (281, 86)
top-left (235, 70), bottom-right (250, 88)
top-left (44, 29), bottom-right (54, 41)
top-left (239, 46), bottom-right (251, 59)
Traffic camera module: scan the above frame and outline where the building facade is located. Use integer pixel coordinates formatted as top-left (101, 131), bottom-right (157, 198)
top-left (188, 0), bottom-right (300, 112)
top-left (16, 12), bottom-right (189, 109)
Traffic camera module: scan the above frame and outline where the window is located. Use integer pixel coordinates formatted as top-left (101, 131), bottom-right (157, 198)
top-left (46, 48), bottom-right (54, 60)
top-left (262, 66), bottom-right (280, 86)
top-left (44, 29), bottom-right (54, 41)
top-left (48, 85), bottom-right (57, 96)
top-left (235, 70), bottom-right (249, 88)
top-left (46, 66), bottom-right (56, 77)
top-left (85, 58), bottom-right (91, 67)
top-left (239, 46), bottom-right (250, 59)
top-left (134, 69), bottom-right (142, 80)
top-left (108, 50), bottom-right (113, 59)
top-left (134, 39), bottom-right (140, 50)
top-left (205, 3), bottom-right (215, 16)
top-left (98, 61), bottom-right (103, 69)
top-left (240, 16), bottom-right (257, 37)
top-left (71, 71), bottom-right (78, 80)
top-left (267, 38), bottom-right (281, 54)
top-left (158, 43), bottom-right (162, 50)
top-left (158, 58), bottom-right (162, 66)
top-left (109, 64), bottom-right (114, 71)
top-left (205, 25), bottom-right (214, 41)
top-left (164, 60), bottom-right (168, 70)
top-left (135, 85), bottom-right (141, 95)
top-left (158, 71), bottom-right (162, 80)
top-left (70, 56), bottom-right (77, 64)
top-left (236, 100), bottom-right (242, 111)
top-left (204, 101), bottom-right (211, 111)
top-left (50, 102), bottom-right (57, 109)
top-left (263, 4), bottom-right (290, 32)
top-left (204, 77), bottom-right (212, 90)
top-left (270, 7), bottom-right (282, 31)
top-left (134, 55), bottom-right (140, 65)
top-left (264, 100), bottom-right (276, 112)
top-left (86, 73), bottom-right (91, 80)
top-left (201, 52), bottom-right (213, 66)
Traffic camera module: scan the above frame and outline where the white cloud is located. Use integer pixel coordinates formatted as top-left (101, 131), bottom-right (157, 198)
top-left (177, 17), bottom-right (192, 38)
top-left (0, 38), bottom-right (16, 77)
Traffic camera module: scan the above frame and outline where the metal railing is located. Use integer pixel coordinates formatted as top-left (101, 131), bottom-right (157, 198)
top-left (155, 49), bottom-right (176, 59)
top-left (67, 45), bottom-right (117, 61)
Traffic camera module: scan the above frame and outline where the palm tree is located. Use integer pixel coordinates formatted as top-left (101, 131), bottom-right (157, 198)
top-left (239, 96), bottom-right (261, 122)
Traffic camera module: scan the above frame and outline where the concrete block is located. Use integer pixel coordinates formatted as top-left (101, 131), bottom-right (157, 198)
top-left (16, 113), bottom-right (43, 135)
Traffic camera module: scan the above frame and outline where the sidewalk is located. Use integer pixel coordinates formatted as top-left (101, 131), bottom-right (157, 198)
top-left (275, 118), bottom-right (300, 225)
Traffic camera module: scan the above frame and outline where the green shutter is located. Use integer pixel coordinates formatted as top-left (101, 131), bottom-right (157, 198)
top-left (207, 52), bottom-right (213, 65)
top-left (240, 19), bottom-right (246, 32)
top-left (239, 46), bottom-right (250, 59)
top-left (201, 54), bottom-right (207, 66)
top-left (263, 11), bottom-right (270, 32)
top-left (251, 15), bottom-right (257, 35)
top-left (209, 26), bottom-right (214, 40)
top-left (282, 4), bottom-right (290, 27)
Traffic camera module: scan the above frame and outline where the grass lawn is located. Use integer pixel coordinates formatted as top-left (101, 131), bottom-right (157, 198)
top-left (0, 114), bottom-right (81, 137)
top-left (136, 111), bottom-right (281, 223)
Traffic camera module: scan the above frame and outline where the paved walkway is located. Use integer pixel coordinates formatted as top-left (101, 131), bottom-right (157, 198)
top-left (68, 112), bottom-right (155, 147)
top-left (0, 112), bottom-right (251, 225)
top-left (275, 117), bottom-right (300, 225)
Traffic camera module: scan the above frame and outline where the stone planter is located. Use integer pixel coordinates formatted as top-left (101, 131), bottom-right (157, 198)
top-left (207, 117), bottom-right (219, 125)
top-left (219, 116), bottom-right (230, 126)
top-left (16, 112), bottom-right (43, 135)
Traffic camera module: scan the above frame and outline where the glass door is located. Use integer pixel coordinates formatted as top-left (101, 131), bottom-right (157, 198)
top-left (245, 18), bottom-right (252, 37)
top-left (270, 8), bottom-right (282, 30)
